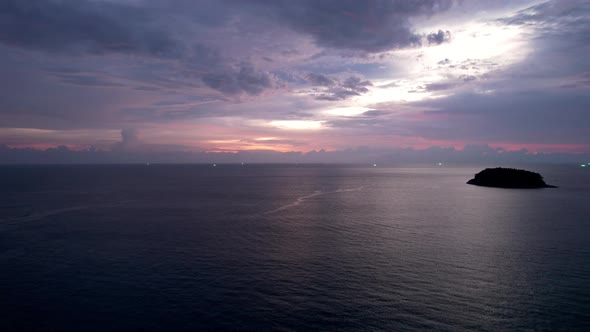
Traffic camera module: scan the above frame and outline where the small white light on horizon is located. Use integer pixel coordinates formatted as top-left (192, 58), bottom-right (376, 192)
top-left (438, 162), bottom-right (443, 166)
top-left (373, 164), bottom-right (377, 167)
top-left (213, 164), bottom-right (217, 167)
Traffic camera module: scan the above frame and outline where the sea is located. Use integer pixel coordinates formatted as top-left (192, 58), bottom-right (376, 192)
top-left (1, 164), bottom-right (589, 331)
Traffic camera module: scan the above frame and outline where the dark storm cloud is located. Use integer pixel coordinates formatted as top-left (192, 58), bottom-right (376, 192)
top-left (243, 0), bottom-right (454, 52)
top-left (0, 0), bottom-right (456, 100)
top-left (0, 0), bottom-right (181, 57)
top-left (0, 2), bottom-right (279, 97)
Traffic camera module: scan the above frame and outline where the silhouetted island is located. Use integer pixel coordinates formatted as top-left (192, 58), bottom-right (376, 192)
top-left (467, 167), bottom-right (557, 188)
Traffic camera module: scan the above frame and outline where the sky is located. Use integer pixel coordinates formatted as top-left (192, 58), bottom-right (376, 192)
top-left (1, 0), bottom-right (589, 163)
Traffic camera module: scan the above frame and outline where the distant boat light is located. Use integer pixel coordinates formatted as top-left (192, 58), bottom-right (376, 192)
top-left (373, 164), bottom-right (377, 167)
top-left (213, 164), bottom-right (217, 167)
top-left (438, 162), bottom-right (443, 166)
top-left (581, 164), bottom-right (587, 167)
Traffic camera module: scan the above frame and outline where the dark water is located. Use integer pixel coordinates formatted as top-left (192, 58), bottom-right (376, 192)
top-left (1, 164), bottom-right (589, 331)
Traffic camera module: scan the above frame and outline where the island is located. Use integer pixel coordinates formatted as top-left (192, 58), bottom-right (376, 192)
top-left (467, 167), bottom-right (557, 188)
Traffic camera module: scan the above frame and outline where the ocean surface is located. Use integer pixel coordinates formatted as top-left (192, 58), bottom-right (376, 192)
top-left (1, 164), bottom-right (589, 331)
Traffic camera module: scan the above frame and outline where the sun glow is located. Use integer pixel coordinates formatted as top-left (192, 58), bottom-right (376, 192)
top-left (432, 24), bottom-right (527, 63)
top-left (358, 21), bottom-right (531, 105)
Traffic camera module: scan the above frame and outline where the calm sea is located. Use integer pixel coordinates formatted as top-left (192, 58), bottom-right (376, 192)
top-left (1, 164), bottom-right (589, 331)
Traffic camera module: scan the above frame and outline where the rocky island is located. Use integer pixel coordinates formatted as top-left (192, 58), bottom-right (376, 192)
top-left (467, 167), bottom-right (557, 188)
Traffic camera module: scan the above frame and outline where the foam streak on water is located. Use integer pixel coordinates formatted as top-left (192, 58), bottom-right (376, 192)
top-left (262, 186), bottom-right (365, 215)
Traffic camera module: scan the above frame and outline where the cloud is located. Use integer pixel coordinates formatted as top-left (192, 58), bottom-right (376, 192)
top-left (55, 73), bottom-right (126, 88)
top-left (497, 0), bottom-right (590, 79)
top-left (1, 0), bottom-right (588, 157)
top-left (0, 0), bottom-right (181, 57)
top-left (341, 76), bottom-right (372, 92)
top-left (112, 128), bottom-right (141, 150)
top-left (0, 0), bottom-right (456, 101)
top-left (0, 2), bottom-right (280, 97)
top-left (362, 110), bottom-right (390, 117)
top-left (2, 143), bottom-right (589, 164)
top-left (307, 73), bottom-right (335, 87)
top-left (241, 138), bottom-right (308, 147)
top-left (0, 1), bottom-right (456, 58)
top-left (423, 82), bottom-right (458, 91)
top-left (499, 0), bottom-right (589, 31)
top-left (308, 74), bottom-right (373, 100)
top-left (407, 89), bottom-right (590, 145)
top-left (244, 0), bottom-right (454, 52)
top-left (426, 30), bottom-right (451, 45)
top-left (437, 58), bottom-right (451, 65)
top-left (202, 62), bottom-right (277, 96)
